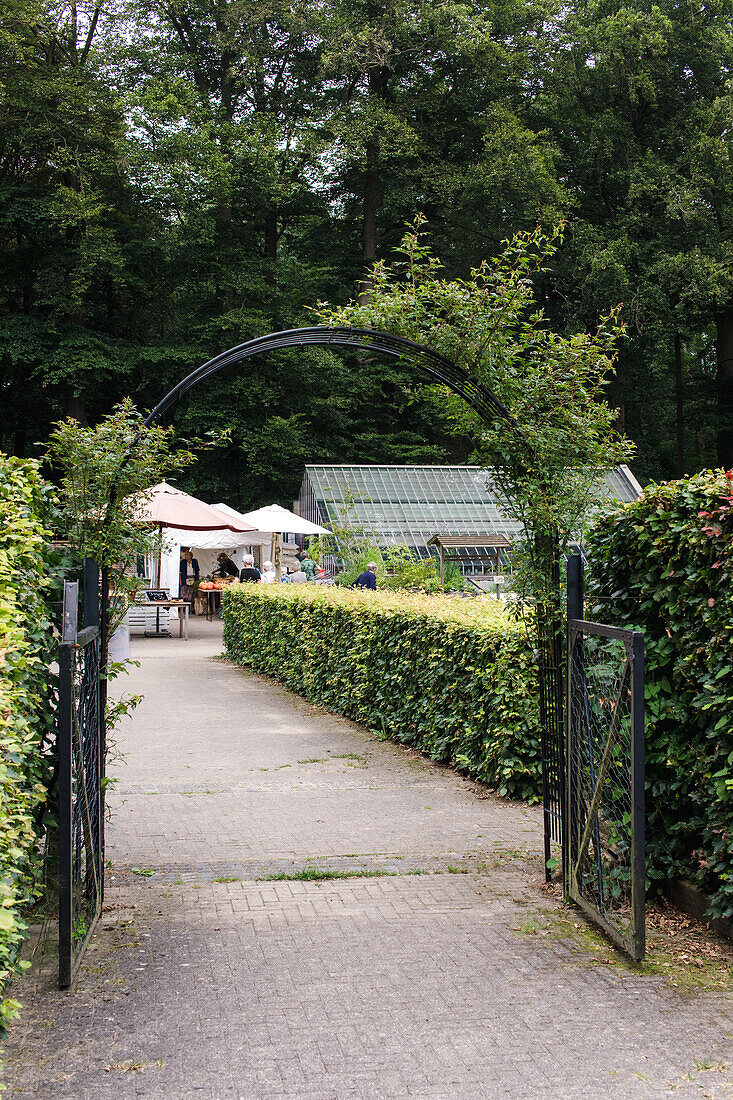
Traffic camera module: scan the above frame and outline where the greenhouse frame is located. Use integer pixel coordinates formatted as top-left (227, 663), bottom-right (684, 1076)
top-left (298, 464), bottom-right (642, 577)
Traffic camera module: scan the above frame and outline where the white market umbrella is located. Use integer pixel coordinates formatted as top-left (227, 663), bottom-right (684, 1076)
top-left (234, 503), bottom-right (329, 536)
top-left (128, 482), bottom-right (255, 584)
top-left (219, 503), bottom-right (329, 580)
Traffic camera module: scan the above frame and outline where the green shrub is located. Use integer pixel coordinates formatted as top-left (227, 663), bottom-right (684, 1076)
top-left (223, 586), bottom-right (542, 802)
top-left (0, 456), bottom-right (56, 1018)
top-left (587, 470), bottom-right (733, 919)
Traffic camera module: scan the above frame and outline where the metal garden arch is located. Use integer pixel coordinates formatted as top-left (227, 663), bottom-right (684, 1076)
top-left (108, 324), bottom-right (563, 882)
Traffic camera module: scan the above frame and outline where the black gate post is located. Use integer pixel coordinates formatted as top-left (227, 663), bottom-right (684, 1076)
top-left (538, 529), bottom-right (565, 882)
top-left (566, 552), bottom-right (583, 625)
top-left (565, 553), bottom-right (583, 896)
top-left (98, 565), bottom-right (108, 900)
top-left (58, 582), bottom-right (78, 990)
top-left (631, 630), bottom-right (646, 957)
top-left (83, 558), bottom-right (104, 897)
top-left (83, 557), bottom-right (99, 630)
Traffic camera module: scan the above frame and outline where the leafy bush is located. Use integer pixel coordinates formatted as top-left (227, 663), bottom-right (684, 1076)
top-left (332, 543), bottom-right (465, 592)
top-left (331, 545), bottom-right (384, 587)
top-left (587, 470), bottom-right (733, 919)
top-left (223, 586), bottom-right (542, 802)
top-left (0, 456), bottom-right (56, 1019)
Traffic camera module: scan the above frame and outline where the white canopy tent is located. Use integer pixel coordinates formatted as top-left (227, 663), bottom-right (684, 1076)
top-left (214, 504), bottom-right (274, 551)
top-left (128, 482), bottom-right (255, 587)
top-left (213, 502), bottom-right (299, 575)
top-left (158, 525), bottom-right (255, 600)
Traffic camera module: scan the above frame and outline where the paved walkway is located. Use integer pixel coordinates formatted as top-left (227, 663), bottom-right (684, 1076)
top-left (4, 619), bottom-right (733, 1098)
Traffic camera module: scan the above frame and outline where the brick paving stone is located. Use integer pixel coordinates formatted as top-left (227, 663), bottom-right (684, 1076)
top-left (3, 618), bottom-right (733, 1099)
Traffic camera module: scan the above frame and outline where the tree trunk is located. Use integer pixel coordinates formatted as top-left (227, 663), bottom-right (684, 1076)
top-left (674, 333), bottom-right (685, 477)
top-left (715, 307), bottom-right (733, 467)
top-left (608, 345), bottom-right (625, 433)
top-left (358, 68), bottom-right (388, 305)
top-left (359, 140), bottom-right (381, 305)
top-left (13, 427), bottom-right (26, 458)
top-left (215, 47), bottom-right (235, 250)
top-left (67, 392), bottom-right (88, 425)
top-left (264, 209), bottom-right (278, 274)
top-left (264, 208), bottom-right (279, 327)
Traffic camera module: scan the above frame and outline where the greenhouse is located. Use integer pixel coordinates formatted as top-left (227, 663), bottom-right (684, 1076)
top-left (298, 464), bottom-right (642, 573)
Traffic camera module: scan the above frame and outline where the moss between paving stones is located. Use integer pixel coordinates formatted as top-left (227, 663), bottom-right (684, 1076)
top-left (517, 888), bottom-right (733, 994)
top-left (223, 586), bottom-right (543, 803)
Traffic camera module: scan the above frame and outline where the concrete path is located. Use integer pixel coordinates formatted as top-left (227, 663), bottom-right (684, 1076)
top-left (4, 619), bottom-right (733, 1099)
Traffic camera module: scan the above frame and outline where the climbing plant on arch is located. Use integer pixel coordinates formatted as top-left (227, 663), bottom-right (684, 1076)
top-left (316, 221), bottom-right (634, 870)
top-left (318, 221), bottom-right (633, 608)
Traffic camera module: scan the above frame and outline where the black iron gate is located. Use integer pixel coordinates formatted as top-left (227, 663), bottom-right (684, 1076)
top-left (565, 555), bottom-right (646, 960)
top-left (58, 568), bottom-right (104, 988)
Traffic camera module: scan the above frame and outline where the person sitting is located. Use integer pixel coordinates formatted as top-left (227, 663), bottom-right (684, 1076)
top-left (260, 560), bottom-right (276, 584)
top-left (290, 563), bottom-right (307, 584)
top-left (216, 552), bottom-right (239, 578)
top-left (239, 554), bottom-right (261, 583)
top-left (281, 563), bottom-right (306, 584)
top-left (354, 562), bottom-right (377, 590)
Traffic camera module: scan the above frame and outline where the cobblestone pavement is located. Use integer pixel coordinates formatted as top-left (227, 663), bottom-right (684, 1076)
top-left (5, 619), bottom-right (733, 1099)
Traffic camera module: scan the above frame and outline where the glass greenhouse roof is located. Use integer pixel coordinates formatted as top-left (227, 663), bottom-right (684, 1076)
top-left (301, 465), bottom-right (642, 555)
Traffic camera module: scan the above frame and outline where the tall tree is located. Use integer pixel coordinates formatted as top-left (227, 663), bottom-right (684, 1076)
top-left (540, 0), bottom-right (733, 475)
top-left (320, 0), bottom-right (564, 290)
top-left (115, 0), bottom-right (492, 504)
top-left (0, 0), bottom-right (160, 447)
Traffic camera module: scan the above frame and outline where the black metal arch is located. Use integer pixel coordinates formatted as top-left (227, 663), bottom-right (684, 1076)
top-left (102, 324), bottom-right (561, 907)
top-left (143, 326), bottom-right (530, 455)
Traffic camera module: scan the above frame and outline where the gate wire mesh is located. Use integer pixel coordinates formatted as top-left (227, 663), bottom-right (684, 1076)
top-left (567, 620), bottom-right (645, 960)
top-left (59, 621), bottom-right (103, 988)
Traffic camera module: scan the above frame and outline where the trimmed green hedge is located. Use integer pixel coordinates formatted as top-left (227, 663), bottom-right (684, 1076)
top-left (223, 586), bottom-right (543, 802)
top-left (220, 589), bottom-right (539, 805)
top-left (0, 456), bottom-right (55, 1023)
top-left (587, 470), bottom-right (733, 919)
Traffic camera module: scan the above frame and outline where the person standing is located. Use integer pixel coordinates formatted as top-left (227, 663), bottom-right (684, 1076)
top-left (354, 562), bottom-right (377, 590)
top-left (300, 552), bottom-right (317, 581)
top-left (216, 552), bottom-right (239, 578)
top-left (179, 548), bottom-right (199, 608)
top-left (260, 560), bottom-right (276, 584)
top-left (239, 554), bottom-right (261, 582)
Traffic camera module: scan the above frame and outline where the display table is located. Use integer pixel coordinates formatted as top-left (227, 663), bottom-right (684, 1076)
top-left (137, 599), bottom-right (190, 639)
top-left (204, 588), bottom-right (223, 621)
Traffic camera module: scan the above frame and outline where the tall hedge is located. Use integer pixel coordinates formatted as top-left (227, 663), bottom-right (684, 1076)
top-left (587, 470), bottom-right (733, 919)
top-left (223, 587), bottom-right (543, 803)
top-left (0, 456), bottom-right (55, 1024)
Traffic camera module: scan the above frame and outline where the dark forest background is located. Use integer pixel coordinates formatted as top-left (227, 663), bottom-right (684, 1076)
top-left (3, 0), bottom-right (733, 510)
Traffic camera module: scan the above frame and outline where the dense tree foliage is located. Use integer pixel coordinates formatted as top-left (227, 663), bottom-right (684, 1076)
top-left (2, 0), bottom-right (732, 505)
top-left (539, 0), bottom-right (733, 477)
